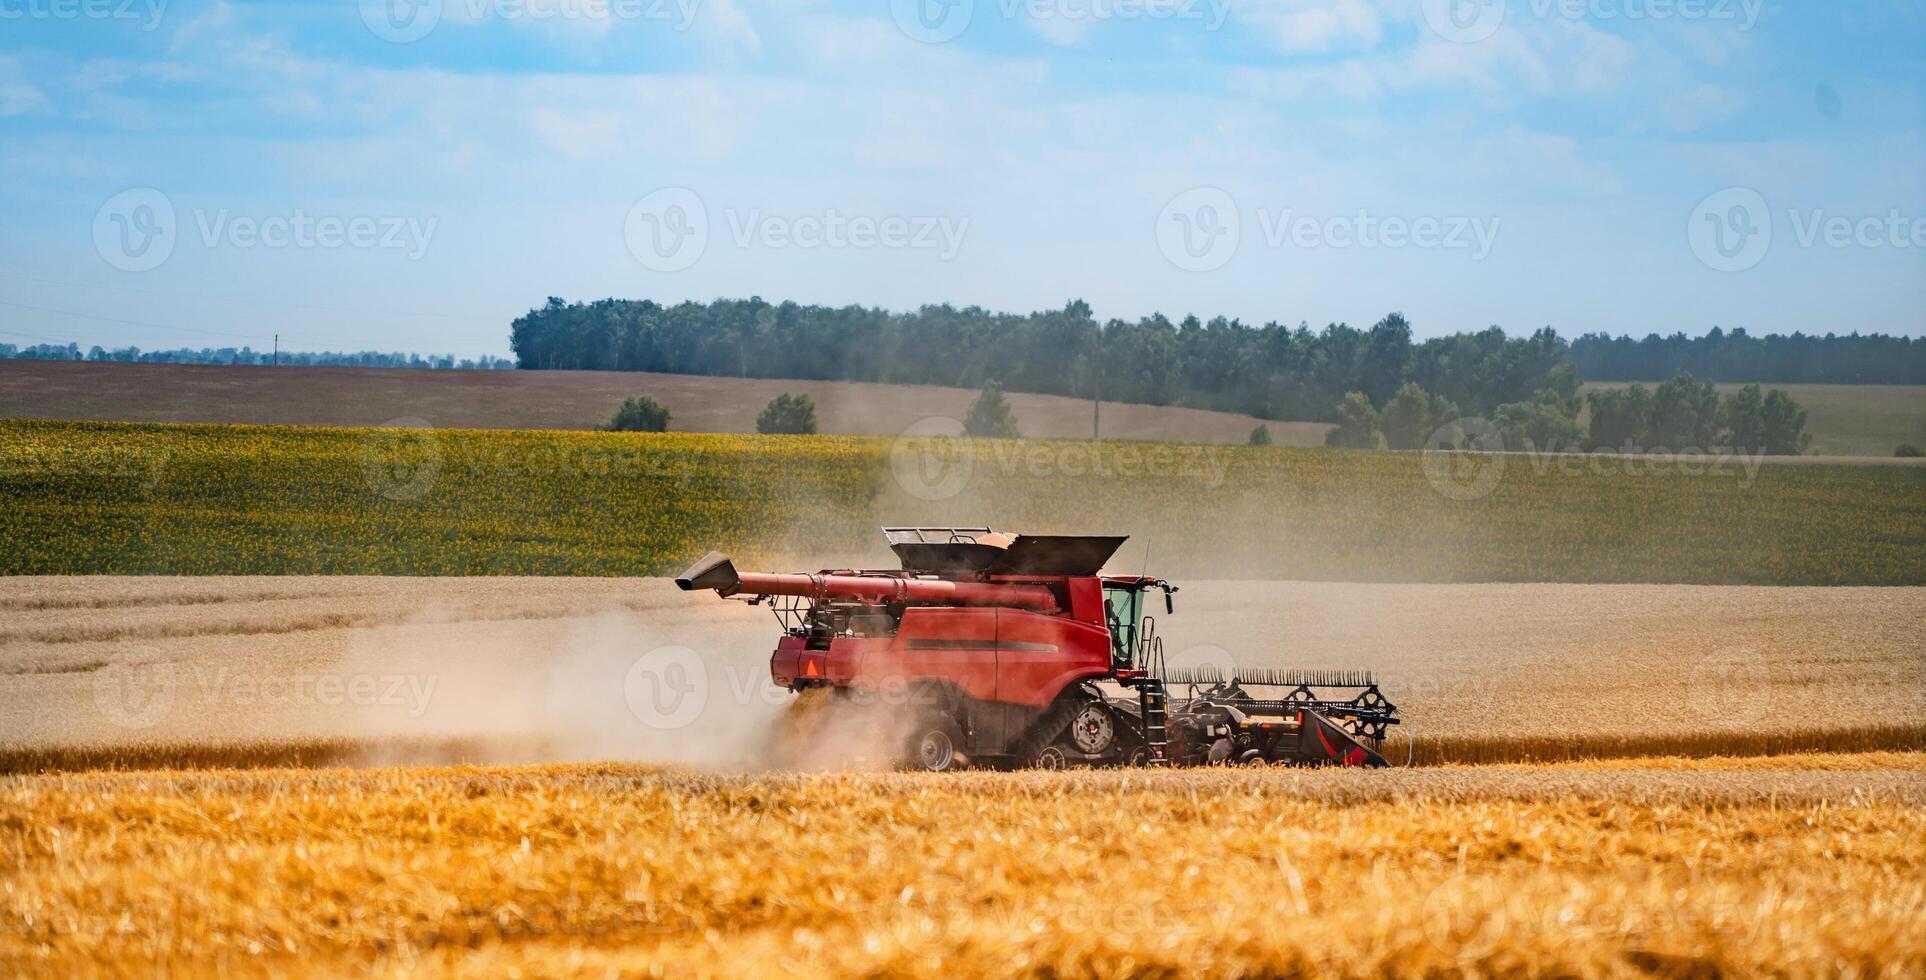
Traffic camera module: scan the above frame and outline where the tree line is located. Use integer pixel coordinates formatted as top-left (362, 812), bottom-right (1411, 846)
top-left (1327, 372), bottom-right (1811, 455)
top-left (1568, 328), bottom-right (1924, 384)
top-left (0, 343), bottom-right (514, 371)
top-left (509, 297), bottom-right (1579, 423)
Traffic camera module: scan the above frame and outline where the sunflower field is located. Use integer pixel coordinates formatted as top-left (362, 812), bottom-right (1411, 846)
top-left (0, 418), bottom-right (1919, 583)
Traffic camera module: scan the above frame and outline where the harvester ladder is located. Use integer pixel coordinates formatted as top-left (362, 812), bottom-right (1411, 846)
top-left (1139, 679), bottom-right (1169, 766)
top-left (1140, 636), bottom-right (1169, 766)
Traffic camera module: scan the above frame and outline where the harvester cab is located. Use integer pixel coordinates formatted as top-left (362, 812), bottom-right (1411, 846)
top-left (1099, 576), bottom-right (1176, 672)
top-left (674, 527), bottom-right (1397, 771)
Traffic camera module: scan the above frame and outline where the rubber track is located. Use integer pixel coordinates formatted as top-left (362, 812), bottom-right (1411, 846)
top-left (1010, 690), bottom-right (1089, 761)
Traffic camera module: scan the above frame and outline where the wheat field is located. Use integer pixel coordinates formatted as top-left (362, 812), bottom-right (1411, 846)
top-left (4, 761), bottom-right (1923, 978)
top-left (3, 577), bottom-right (1922, 976)
top-left (3, 577), bottom-right (1921, 767)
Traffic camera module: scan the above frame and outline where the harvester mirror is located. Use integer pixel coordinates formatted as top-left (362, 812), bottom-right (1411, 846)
top-left (1165, 590), bottom-right (1174, 615)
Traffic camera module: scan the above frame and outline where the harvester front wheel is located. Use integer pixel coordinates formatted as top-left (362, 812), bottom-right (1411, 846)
top-left (1069, 703), bottom-right (1117, 755)
top-left (904, 716), bottom-right (964, 772)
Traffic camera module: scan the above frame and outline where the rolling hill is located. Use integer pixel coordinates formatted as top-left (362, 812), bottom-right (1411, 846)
top-left (0, 360), bottom-right (1321, 446)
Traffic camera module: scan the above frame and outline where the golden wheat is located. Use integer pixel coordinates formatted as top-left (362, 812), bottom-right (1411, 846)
top-left (3, 762), bottom-right (1922, 978)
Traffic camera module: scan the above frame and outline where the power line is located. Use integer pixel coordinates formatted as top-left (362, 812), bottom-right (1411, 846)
top-left (0, 299), bottom-right (510, 355)
top-left (0, 327), bottom-right (79, 344)
top-left (0, 300), bottom-right (268, 340)
top-left (0, 271), bottom-right (504, 323)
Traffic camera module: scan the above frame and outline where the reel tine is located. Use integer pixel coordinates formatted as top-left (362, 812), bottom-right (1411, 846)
top-left (1199, 667), bottom-right (1379, 688)
top-left (1162, 666), bottom-right (1379, 688)
top-left (1164, 666), bottom-right (1226, 686)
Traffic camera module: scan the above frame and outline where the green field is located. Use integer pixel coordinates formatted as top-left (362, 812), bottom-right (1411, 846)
top-left (1582, 382), bottom-right (1926, 457)
top-left (1, 419), bottom-right (1921, 584)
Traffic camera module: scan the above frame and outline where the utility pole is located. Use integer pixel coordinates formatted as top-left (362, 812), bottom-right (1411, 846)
top-left (1091, 323), bottom-right (1102, 444)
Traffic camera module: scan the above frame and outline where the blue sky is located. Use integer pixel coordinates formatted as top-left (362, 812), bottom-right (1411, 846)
top-left (0, 0), bottom-right (1921, 358)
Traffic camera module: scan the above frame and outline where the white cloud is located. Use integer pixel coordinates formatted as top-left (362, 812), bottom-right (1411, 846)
top-left (797, 16), bottom-right (907, 64)
top-left (0, 56), bottom-right (50, 117)
top-left (167, 0), bottom-right (236, 54)
top-left (700, 0), bottom-right (764, 56)
top-left (0, 83), bottom-right (49, 118)
top-left (1660, 83), bottom-right (1745, 134)
top-left (530, 107), bottom-right (627, 159)
top-left (1236, 0), bottom-right (1383, 52)
top-left (1024, 11), bottom-right (1094, 47)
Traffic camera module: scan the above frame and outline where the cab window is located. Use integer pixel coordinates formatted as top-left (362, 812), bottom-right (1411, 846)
top-left (1102, 585), bottom-right (1142, 667)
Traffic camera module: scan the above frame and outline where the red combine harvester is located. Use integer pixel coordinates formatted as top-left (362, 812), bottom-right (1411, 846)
top-left (675, 527), bottom-right (1398, 771)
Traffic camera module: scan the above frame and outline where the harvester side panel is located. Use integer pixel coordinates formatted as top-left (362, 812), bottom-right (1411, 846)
top-left (993, 608), bottom-right (1112, 707)
top-left (771, 635), bottom-right (807, 688)
top-left (872, 608), bottom-right (1001, 703)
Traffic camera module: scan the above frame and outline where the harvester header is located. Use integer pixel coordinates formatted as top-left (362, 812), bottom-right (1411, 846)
top-left (674, 527), bottom-right (1398, 771)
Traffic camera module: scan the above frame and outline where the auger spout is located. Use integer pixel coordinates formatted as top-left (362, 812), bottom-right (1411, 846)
top-left (674, 551), bottom-right (1060, 613)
